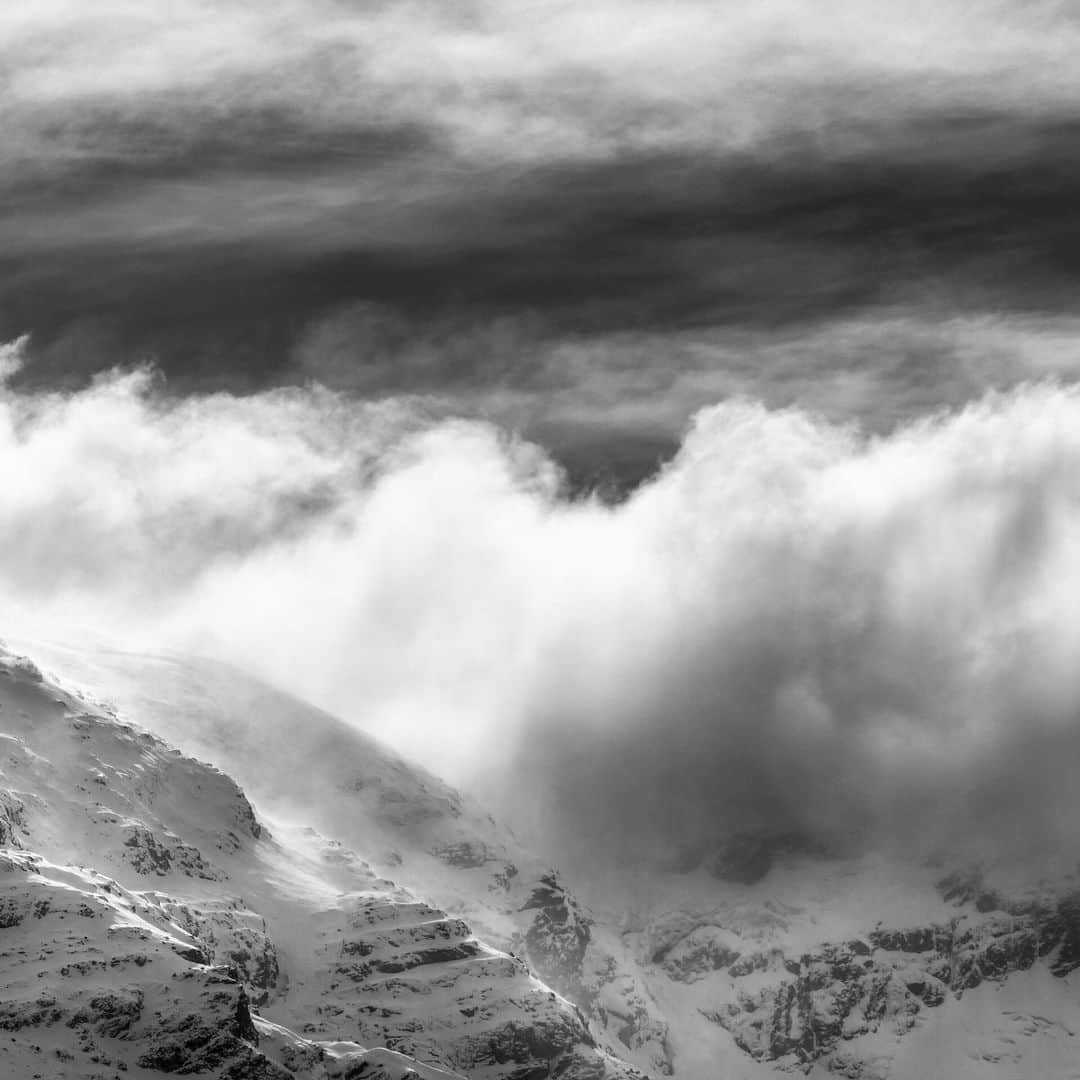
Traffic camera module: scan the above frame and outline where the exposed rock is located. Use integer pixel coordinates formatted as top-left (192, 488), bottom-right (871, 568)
top-left (655, 925), bottom-right (742, 982)
top-left (716, 939), bottom-right (914, 1065)
top-left (714, 883), bottom-right (1080, 1068)
top-left (122, 825), bottom-right (223, 880)
top-left (0, 790), bottom-right (27, 848)
top-left (163, 899), bottom-right (282, 1004)
top-left (521, 873), bottom-right (593, 1003)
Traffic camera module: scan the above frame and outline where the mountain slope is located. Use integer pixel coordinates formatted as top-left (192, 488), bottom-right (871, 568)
top-left (9, 638), bottom-right (672, 1076)
top-left (7, 635), bottom-right (1080, 1080)
top-left (0, 642), bottom-right (642, 1080)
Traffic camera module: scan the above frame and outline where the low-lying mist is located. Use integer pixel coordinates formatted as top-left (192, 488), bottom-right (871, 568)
top-left (3, 334), bottom-right (1080, 870)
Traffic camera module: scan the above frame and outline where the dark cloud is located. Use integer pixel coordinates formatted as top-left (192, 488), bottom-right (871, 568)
top-left (6, 107), bottom-right (1080, 378)
top-left (5, 104), bottom-right (437, 202)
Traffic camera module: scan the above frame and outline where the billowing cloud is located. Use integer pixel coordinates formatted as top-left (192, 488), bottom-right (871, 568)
top-left (3, 349), bottom-right (1080, 871)
top-left (8, 0), bottom-right (1080, 172)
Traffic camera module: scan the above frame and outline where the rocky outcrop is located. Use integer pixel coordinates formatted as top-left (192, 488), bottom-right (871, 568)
top-left (709, 872), bottom-right (1080, 1070)
top-left (714, 938), bottom-right (915, 1066)
top-left (284, 892), bottom-right (640, 1080)
top-left (122, 824), bottom-right (223, 879)
top-left (515, 874), bottom-right (670, 1076)
top-left (0, 789), bottom-right (27, 848)
top-left (0, 854), bottom-right (287, 1078)
top-left (521, 873), bottom-right (593, 1002)
top-left (163, 898), bottom-right (282, 1005)
top-left (651, 924), bottom-right (743, 980)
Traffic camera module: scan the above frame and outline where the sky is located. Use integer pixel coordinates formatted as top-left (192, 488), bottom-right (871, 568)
top-left (6, 1), bottom-right (1080, 482)
top-left (4, 2), bottom-right (1080, 869)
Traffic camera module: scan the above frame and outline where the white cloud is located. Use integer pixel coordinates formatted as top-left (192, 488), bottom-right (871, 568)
top-left (2, 351), bottom-right (1080, 866)
top-left (6, 0), bottom-right (1080, 174)
top-left (0, 337), bottom-right (28, 383)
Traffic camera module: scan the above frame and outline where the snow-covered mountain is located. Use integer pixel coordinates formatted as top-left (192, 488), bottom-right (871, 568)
top-left (0, 641), bottom-right (641, 1080)
top-left (2, 634), bottom-right (1079, 1080)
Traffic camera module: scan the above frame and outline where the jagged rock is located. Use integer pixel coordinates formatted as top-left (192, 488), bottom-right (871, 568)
top-left (654, 925), bottom-right (742, 981)
top-left (521, 872), bottom-right (593, 1002)
top-left (122, 825), bottom-right (220, 879)
top-left (163, 899), bottom-right (282, 1004)
top-left (718, 941), bottom-right (916, 1065)
top-left (0, 790), bottom-right (27, 848)
top-left (868, 926), bottom-right (946, 954)
top-left (714, 880), bottom-right (1080, 1068)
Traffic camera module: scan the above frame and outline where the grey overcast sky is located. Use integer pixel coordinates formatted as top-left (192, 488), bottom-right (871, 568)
top-left (5, 1), bottom-right (1080, 482)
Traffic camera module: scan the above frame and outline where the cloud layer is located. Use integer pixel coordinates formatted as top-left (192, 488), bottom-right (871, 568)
top-left (3, 345), bottom-right (1080, 868)
top-left (6, 0), bottom-right (1080, 473)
